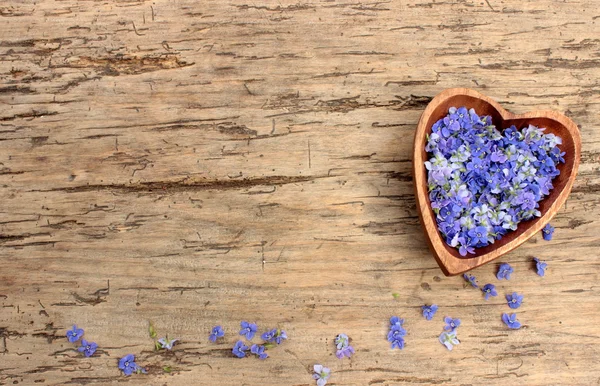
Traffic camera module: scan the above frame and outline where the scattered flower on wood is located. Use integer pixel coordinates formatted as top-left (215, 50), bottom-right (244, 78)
top-left (157, 337), bottom-right (178, 350)
top-left (232, 340), bottom-right (249, 358)
top-left (502, 313), bottom-right (522, 329)
top-left (209, 326), bottom-right (225, 343)
top-left (533, 257), bottom-right (548, 277)
top-left (313, 364), bottom-right (331, 386)
top-left (506, 292), bottom-right (524, 309)
top-left (482, 284), bottom-right (498, 300)
top-left (444, 317), bottom-right (461, 332)
top-left (542, 223), bottom-right (555, 241)
top-left (78, 339), bottom-right (97, 357)
top-left (388, 316), bottom-right (406, 350)
top-left (422, 304), bottom-right (438, 321)
top-left (496, 263), bottom-right (514, 280)
top-left (463, 273), bottom-right (478, 288)
top-left (119, 354), bottom-right (145, 376)
top-left (439, 331), bottom-right (460, 351)
top-left (66, 325), bottom-right (84, 343)
top-left (335, 333), bottom-right (355, 358)
top-left (239, 321), bottom-right (258, 340)
top-left (250, 344), bottom-right (268, 360)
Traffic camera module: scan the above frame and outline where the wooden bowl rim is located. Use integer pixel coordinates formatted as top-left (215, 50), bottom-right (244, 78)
top-left (412, 88), bottom-right (581, 276)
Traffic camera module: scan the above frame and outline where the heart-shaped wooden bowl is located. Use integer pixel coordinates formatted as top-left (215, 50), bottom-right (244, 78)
top-left (413, 88), bottom-right (581, 276)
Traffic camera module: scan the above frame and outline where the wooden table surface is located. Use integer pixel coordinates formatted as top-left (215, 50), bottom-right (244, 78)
top-left (1, 1), bottom-right (599, 385)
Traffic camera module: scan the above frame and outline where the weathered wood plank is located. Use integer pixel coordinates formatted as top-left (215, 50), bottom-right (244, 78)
top-left (1, 0), bottom-right (600, 385)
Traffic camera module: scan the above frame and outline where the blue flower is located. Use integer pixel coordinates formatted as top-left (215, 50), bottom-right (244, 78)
top-left (482, 284), bottom-right (498, 300)
top-left (439, 331), bottom-right (460, 351)
top-left (502, 313), bottom-right (522, 329)
top-left (262, 328), bottom-right (287, 344)
top-left (463, 273), bottom-right (478, 288)
top-left (239, 321), bottom-right (258, 340)
top-left (389, 316), bottom-right (404, 328)
top-left (336, 345), bottom-right (355, 359)
top-left (232, 340), bottom-right (249, 358)
top-left (506, 292), bottom-right (523, 309)
top-left (66, 325), bottom-right (84, 343)
top-left (387, 328), bottom-right (406, 350)
top-left (77, 339), bottom-right (97, 357)
top-left (209, 326), bottom-right (224, 343)
top-left (496, 263), bottom-right (513, 280)
top-left (250, 344), bottom-right (268, 360)
top-left (541, 223), bottom-right (554, 241)
top-left (313, 364), bottom-right (331, 386)
top-left (422, 305), bottom-right (438, 321)
top-left (533, 257), bottom-right (547, 276)
top-left (444, 316), bottom-right (461, 332)
top-left (119, 354), bottom-right (144, 376)
top-left (157, 337), bottom-right (178, 350)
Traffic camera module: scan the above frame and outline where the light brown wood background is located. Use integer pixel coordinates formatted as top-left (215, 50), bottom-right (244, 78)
top-left (1, 0), bottom-right (599, 385)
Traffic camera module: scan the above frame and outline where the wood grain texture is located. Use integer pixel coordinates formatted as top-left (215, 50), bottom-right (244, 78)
top-left (1, 0), bottom-right (599, 385)
top-left (414, 88), bottom-right (581, 276)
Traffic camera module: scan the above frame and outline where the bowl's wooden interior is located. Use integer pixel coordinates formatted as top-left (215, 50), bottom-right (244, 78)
top-left (418, 94), bottom-right (577, 260)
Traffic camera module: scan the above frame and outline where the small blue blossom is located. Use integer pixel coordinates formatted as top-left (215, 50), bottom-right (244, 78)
top-left (533, 257), bottom-right (547, 276)
top-left (250, 344), bottom-right (268, 360)
top-left (439, 331), bottom-right (460, 351)
top-left (239, 321), bottom-right (258, 340)
top-left (119, 354), bottom-right (145, 376)
top-left (387, 328), bottom-right (406, 349)
top-left (336, 345), bottom-right (355, 359)
top-left (502, 313), bottom-right (522, 329)
top-left (389, 316), bottom-right (404, 328)
top-left (157, 337), bottom-right (178, 350)
top-left (444, 316), bottom-right (461, 332)
top-left (209, 326), bottom-right (225, 343)
top-left (77, 339), bottom-right (97, 357)
top-left (232, 340), bottom-right (249, 358)
top-left (262, 328), bottom-right (287, 344)
top-left (482, 284), bottom-right (498, 300)
top-left (496, 263), bottom-right (514, 280)
top-left (313, 364), bottom-right (331, 386)
top-left (506, 292), bottom-right (523, 309)
top-left (422, 304), bottom-right (438, 320)
top-left (463, 273), bottom-right (478, 288)
top-left (542, 223), bottom-right (554, 241)
top-left (334, 333), bottom-right (349, 350)
top-left (66, 325), bottom-right (84, 343)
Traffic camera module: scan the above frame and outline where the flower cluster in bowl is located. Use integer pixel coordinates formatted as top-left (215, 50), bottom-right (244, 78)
top-left (425, 107), bottom-right (565, 256)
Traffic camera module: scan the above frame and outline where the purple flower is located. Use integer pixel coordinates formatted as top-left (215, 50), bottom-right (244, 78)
top-left (313, 364), bottom-right (331, 386)
top-left (232, 340), bottom-right (249, 358)
top-left (119, 354), bottom-right (144, 376)
top-left (250, 344), bottom-right (268, 360)
top-left (444, 317), bottom-right (461, 332)
top-left (239, 321), bottom-right (257, 340)
top-left (482, 284), bottom-right (497, 300)
top-left (262, 328), bottom-right (287, 344)
top-left (422, 305), bottom-right (438, 320)
top-left (209, 326), bottom-right (224, 342)
top-left (502, 313), bottom-right (522, 329)
top-left (335, 333), bottom-right (354, 358)
top-left (468, 226), bottom-right (488, 245)
top-left (506, 292), bottom-right (523, 309)
top-left (463, 273), bottom-right (478, 288)
top-left (157, 337), bottom-right (178, 350)
top-left (533, 257), bottom-right (547, 276)
top-left (336, 345), bottom-right (355, 359)
top-left (66, 325), bottom-right (84, 343)
top-left (439, 331), bottom-right (460, 351)
top-left (387, 327), bottom-right (406, 350)
top-left (77, 339), bottom-right (97, 357)
top-left (541, 223), bottom-right (554, 241)
top-left (389, 316), bottom-right (404, 328)
top-left (496, 263), bottom-right (513, 280)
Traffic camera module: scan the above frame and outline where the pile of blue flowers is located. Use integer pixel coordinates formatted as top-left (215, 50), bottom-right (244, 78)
top-left (424, 107), bottom-right (565, 255)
